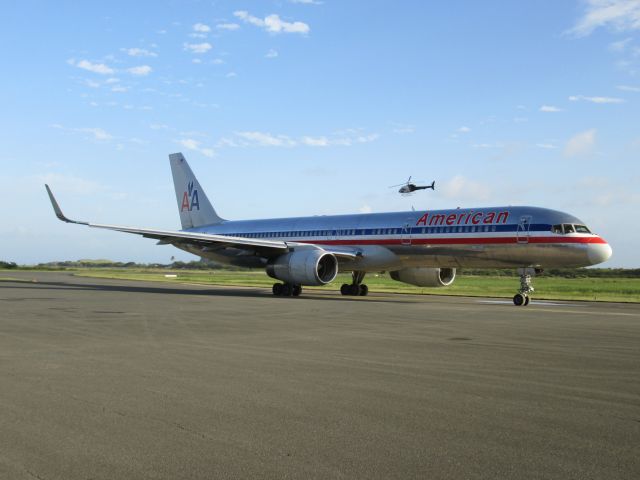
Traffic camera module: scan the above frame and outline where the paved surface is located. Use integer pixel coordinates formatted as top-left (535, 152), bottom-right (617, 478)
top-left (0, 271), bottom-right (639, 480)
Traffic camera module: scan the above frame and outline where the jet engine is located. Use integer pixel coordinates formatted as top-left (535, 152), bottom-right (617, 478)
top-left (390, 267), bottom-right (456, 287)
top-left (266, 249), bottom-right (338, 286)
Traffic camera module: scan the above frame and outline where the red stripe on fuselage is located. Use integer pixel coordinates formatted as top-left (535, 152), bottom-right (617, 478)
top-left (296, 236), bottom-right (608, 246)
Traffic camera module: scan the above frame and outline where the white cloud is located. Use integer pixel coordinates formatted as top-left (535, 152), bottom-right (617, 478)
top-left (568, 0), bottom-right (640, 37)
top-left (265, 49), bottom-right (279, 58)
top-left (217, 130), bottom-right (379, 149)
top-left (564, 129), bottom-right (597, 157)
top-left (617, 84), bottom-right (640, 91)
top-left (52, 124), bottom-right (114, 141)
top-left (71, 59), bottom-right (114, 75)
top-left (359, 204), bottom-right (373, 214)
top-left (78, 127), bottom-right (113, 141)
top-left (569, 94), bottom-right (624, 103)
top-left (609, 37), bottom-right (633, 51)
top-left (127, 65), bottom-right (152, 76)
top-left (290, 0), bottom-right (323, 4)
top-left (84, 79), bottom-right (101, 88)
top-left (193, 23), bottom-right (211, 33)
top-left (184, 42), bottom-right (212, 54)
top-left (540, 105), bottom-right (563, 112)
top-left (355, 133), bottom-right (379, 144)
top-left (122, 48), bottom-right (157, 57)
top-left (235, 131), bottom-right (296, 147)
top-left (234, 11), bottom-right (310, 34)
top-left (391, 123), bottom-right (415, 134)
top-left (105, 77), bottom-right (120, 84)
top-left (111, 85), bottom-right (129, 92)
top-left (150, 124), bottom-right (169, 130)
top-left (536, 143), bottom-right (558, 149)
top-left (225, 72), bottom-right (237, 78)
top-left (439, 175), bottom-right (491, 202)
top-left (192, 58), bottom-right (202, 64)
top-left (458, 126), bottom-right (471, 133)
top-left (301, 136), bottom-right (330, 147)
top-left (217, 23), bottom-right (240, 31)
top-left (178, 138), bottom-right (215, 158)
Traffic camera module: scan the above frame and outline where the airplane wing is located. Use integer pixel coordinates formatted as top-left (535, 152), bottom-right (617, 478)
top-left (45, 185), bottom-right (358, 259)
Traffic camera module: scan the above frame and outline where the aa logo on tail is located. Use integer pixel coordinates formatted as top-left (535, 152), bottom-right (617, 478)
top-left (181, 181), bottom-right (200, 211)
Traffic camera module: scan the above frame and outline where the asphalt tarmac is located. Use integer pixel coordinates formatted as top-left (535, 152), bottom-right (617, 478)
top-left (1, 271), bottom-right (639, 479)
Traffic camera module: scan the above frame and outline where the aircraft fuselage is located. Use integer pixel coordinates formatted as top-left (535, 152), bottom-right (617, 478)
top-left (180, 205), bottom-right (611, 271)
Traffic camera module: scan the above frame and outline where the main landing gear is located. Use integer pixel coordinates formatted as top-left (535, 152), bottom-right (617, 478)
top-left (272, 283), bottom-right (302, 297)
top-left (513, 268), bottom-right (542, 306)
top-left (340, 271), bottom-right (369, 296)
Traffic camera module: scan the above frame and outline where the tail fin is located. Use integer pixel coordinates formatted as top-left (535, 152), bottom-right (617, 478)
top-left (169, 153), bottom-right (225, 229)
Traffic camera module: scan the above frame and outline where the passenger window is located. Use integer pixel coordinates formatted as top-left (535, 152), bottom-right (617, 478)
top-left (564, 224), bottom-right (575, 234)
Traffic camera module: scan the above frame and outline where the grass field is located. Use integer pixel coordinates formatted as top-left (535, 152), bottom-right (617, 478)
top-left (60, 269), bottom-right (640, 303)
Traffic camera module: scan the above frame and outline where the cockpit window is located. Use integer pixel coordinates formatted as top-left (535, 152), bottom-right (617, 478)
top-left (563, 224), bottom-right (575, 234)
top-left (552, 224), bottom-right (563, 234)
top-left (574, 224), bottom-right (591, 234)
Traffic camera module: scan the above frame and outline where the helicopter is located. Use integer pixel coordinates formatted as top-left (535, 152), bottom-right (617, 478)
top-left (389, 176), bottom-right (436, 195)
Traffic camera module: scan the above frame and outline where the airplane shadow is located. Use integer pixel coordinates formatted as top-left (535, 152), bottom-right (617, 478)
top-left (0, 278), bottom-right (417, 304)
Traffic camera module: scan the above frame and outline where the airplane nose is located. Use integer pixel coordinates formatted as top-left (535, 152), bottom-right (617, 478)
top-left (588, 241), bottom-right (612, 265)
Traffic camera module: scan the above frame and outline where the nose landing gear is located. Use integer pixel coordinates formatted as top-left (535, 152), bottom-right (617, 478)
top-left (340, 271), bottom-right (369, 296)
top-left (513, 268), bottom-right (542, 306)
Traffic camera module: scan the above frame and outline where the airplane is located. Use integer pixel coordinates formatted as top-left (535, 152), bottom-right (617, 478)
top-left (389, 176), bottom-right (436, 195)
top-left (45, 152), bottom-right (612, 306)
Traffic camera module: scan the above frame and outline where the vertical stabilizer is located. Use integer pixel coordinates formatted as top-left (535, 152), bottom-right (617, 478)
top-left (169, 153), bottom-right (224, 229)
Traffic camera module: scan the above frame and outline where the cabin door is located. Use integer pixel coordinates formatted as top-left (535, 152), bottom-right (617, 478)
top-left (516, 215), bottom-right (532, 244)
top-left (401, 221), bottom-right (412, 246)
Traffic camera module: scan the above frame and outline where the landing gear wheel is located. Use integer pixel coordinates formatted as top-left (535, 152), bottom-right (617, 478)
top-left (513, 293), bottom-right (526, 306)
top-left (282, 284), bottom-right (293, 296)
top-left (292, 285), bottom-right (302, 297)
top-left (359, 284), bottom-right (369, 296)
top-left (524, 295), bottom-right (530, 306)
top-left (340, 284), bottom-right (350, 295)
top-left (349, 284), bottom-right (361, 296)
top-left (273, 283), bottom-right (283, 296)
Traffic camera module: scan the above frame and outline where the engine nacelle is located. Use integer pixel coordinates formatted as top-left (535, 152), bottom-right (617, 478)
top-left (266, 249), bottom-right (338, 286)
top-left (390, 267), bottom-right (456, 287)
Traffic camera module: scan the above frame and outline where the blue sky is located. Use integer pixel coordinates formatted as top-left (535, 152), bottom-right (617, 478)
top-left (1, 0), bottom-right (639, 266)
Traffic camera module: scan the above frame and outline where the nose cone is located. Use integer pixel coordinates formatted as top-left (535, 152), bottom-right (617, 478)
top-left (588, 241), bottom-right (612, 265)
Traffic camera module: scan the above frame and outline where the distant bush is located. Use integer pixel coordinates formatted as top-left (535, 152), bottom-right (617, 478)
top-left (0, 261), bottom-right (17, 269)
top-left (459, 268), bottom-right (640, 278)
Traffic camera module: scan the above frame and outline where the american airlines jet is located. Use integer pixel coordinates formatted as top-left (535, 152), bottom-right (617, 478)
top-left (46, 153), bottom-right (612, 306)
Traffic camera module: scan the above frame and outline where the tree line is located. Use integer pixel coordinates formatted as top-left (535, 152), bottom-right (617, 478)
top-left (2, 259), bottom-right (639, 278)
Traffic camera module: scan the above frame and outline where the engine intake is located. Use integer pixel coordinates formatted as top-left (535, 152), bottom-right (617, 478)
top-left (390, 267), bottom-right (456, 287)
top-left (266, 249), bottom-right (338, 286)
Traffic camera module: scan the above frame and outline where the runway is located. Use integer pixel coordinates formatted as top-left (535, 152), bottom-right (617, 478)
top-left (1, 271), bottom-right (639, 479)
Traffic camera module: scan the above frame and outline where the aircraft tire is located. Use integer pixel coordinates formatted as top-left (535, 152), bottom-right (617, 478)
top-left (513, 293), bottom-right (526, 306)
top-left (359, 284), bottom-right (369, 296)
top-left (524, 295), bottom-right (530, 306)
top-left (293, 285), bottom-right (302, 297)
top-left (273, 283), bottom-right (283, 296)
top-left (340, 284), bottom-right (350, 295)
top-left (350, 284), bottom-right (361, 296)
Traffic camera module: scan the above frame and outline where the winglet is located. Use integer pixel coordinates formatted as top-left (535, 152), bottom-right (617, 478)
top-left (45, 185), bottom-right (88, 225)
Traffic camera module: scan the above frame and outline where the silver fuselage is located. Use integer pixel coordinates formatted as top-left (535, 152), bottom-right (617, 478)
top-left (177, 206), bottom-right (612, 272)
